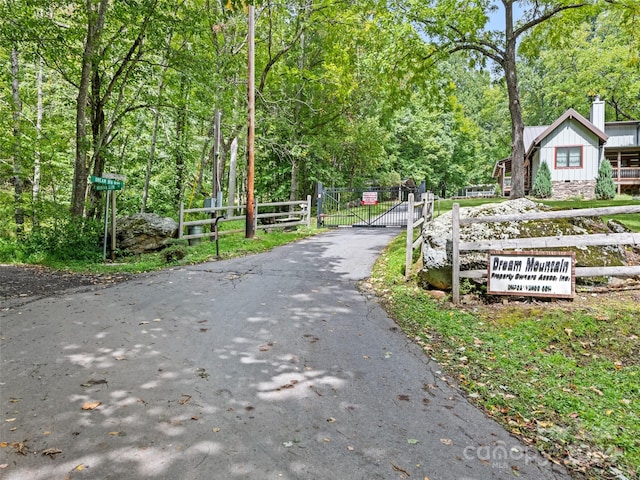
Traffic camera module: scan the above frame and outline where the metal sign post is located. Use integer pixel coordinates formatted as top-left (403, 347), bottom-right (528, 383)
top-left (102, 190), bottom-right (110, 260)
top-left (91, 174), bottom-right (126, 261)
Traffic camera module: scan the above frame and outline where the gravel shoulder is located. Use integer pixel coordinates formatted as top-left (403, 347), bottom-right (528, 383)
top-left (0, 264), bottom-right (133, 305)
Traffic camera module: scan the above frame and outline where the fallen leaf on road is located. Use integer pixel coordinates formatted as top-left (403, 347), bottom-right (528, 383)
top-left (440, 438), bottom-right (453, 446)
top-left (42, 448), bottom-right (62, 457)
top-left (9, 442), bottom-right (27, 455)
top-left (392, 464), bottom-right (410, 475)
top-left (407, 439), bottom-right (419, 445)
top-left (212, 427), bottom-right (221, 432)
top-left (179, 395), bottom-right (192, 405)
top-left (81, 379), bottom-right (107, 387)
top-left (81, 401), bottom-right (101, 410)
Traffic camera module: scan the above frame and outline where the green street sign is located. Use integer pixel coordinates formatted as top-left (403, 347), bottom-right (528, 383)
top-left (94, 184), bottom-right (122, 191)
top-left (90, 175), bottom-right (124, 187)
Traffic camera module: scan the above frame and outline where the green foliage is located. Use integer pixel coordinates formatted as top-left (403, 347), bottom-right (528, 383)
top-left (0, 216), bottom-right (103, 263)
top-left (595, 159), bottom-right (617, 200)
top-left (532, 161), bottom-right (553, 198)
top-left (162, 239), bottom-right (189, 263)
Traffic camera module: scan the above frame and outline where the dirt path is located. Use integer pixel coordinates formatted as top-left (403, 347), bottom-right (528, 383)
top-left (0, 264), bottom-right (132, 301)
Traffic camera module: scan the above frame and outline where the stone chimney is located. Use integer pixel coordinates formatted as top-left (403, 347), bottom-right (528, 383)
top-left (590, 95), bottom-right (605, 132)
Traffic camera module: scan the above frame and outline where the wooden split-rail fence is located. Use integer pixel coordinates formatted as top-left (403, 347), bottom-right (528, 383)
top-left (179, 196), bottom-right (312, 243)
top-left (450, 204), bottom-right (640, 304)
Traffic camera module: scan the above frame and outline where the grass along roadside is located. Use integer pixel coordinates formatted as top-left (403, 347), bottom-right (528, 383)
top-left (17, 222), bottom-right (322, 275)
top-left (369, 233), bottom-right (640, 480)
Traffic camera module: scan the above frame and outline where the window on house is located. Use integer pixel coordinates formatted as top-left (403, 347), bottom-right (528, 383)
top-left (556, 146), bottom-right (582, 168)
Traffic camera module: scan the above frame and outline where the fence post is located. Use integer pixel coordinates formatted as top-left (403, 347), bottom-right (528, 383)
top-left (306, 195), bottom-right (312, 228)
top-left (452, 203), bottom-right (461, 304)
top-left (316, 182), bottom-right (323, 226)
top-left (253, 198), bottom-right (258, 233)
top-left (179, 202), bottom-right (184, 239)
top-left (405, 193), bottom-right (415, 281)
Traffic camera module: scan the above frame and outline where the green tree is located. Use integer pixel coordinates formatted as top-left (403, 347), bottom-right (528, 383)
top-left (532, 161), bottom-right (552, 198)
top-left (398, 0), bottom-right (596, 199)
top-left (520, 6), bottom-right (640, 124)
top-left (594, 159), bottom-right (617, 200)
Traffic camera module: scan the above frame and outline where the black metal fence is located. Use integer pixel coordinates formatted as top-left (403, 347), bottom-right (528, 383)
top-left (317, 183), bottom-right (420, 227)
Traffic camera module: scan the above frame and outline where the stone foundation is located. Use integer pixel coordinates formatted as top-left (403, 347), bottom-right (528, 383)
top-left (550, 180), bottom-right (596, 200)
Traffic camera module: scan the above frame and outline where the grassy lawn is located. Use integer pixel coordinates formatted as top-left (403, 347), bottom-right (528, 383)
top-left (540, 197), bottom-right (640, 232)
top-left (370, 228), bottom-right (640, 479)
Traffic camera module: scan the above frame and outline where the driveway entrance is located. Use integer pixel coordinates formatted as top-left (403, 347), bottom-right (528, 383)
top-left (318, 183), bottom-right (418, 227)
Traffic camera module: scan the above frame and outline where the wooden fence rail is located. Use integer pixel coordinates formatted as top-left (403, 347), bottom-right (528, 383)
top-left (179, 196), bottom-right (312, 242)
top-left (405, 192), bottom-right (435, 280)
top-left (451, 204), bottom-right (640, 304)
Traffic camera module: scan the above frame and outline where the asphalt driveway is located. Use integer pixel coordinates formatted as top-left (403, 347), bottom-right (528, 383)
top-left (0, 229), bottom-right (571, 479)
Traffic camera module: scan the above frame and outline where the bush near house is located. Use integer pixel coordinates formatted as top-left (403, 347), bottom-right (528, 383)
top-left (532, 161), bottom-right (553, 198)
top-left (595, 159), bottom-right (617, 200)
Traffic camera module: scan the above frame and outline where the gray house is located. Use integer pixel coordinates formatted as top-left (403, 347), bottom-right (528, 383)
top-left (493, 98), bottom-right (640, 198)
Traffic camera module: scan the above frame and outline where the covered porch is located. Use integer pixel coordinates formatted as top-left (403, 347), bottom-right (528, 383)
top-left (604, 146), bottom-right (640, 195)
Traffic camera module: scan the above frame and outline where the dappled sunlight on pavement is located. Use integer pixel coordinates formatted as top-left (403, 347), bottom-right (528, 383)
top-left (1, 230), bottom-right (569, 479)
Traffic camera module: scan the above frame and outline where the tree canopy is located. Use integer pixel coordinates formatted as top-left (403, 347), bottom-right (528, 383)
top-left (0, 0), bottom-right (636, 239)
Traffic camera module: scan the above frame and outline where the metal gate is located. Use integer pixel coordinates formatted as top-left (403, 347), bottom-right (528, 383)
top-left (317, 183), bottom-right (419, 228)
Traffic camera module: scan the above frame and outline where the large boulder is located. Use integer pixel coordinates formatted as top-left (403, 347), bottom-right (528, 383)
top-left (116, 213), bottom-right (178, 254)
top-left (420, 198), bottom-right (627, 290)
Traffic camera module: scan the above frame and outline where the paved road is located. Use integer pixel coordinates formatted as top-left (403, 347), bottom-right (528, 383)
top-left (0, 229), bottom-right (571, 480)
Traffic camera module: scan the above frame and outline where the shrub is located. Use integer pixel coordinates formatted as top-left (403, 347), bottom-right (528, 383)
top-left (20, 217), bottom-right (103, 262)
top-left (595, 159), bottom-right (617, 200)
top-left (532, 161), bottom-right (552, 198)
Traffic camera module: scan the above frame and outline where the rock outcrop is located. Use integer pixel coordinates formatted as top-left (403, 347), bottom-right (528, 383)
top-left (116, 213), bottom-right (178, 254)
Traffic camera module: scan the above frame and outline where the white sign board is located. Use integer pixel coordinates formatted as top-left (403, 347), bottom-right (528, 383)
top-left (362, 191), bottom-right (378, 205)
top-left (487, 251), bottom-right (575, 299)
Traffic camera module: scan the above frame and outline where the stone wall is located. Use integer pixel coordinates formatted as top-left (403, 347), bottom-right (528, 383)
top-left (551, 180), bottom-right (596, 200)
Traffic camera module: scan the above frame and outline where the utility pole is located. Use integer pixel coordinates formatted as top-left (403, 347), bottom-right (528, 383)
top-left (246, 4), bottom-right (256, 238)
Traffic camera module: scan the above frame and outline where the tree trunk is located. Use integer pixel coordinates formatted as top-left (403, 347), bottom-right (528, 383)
top-left (33, 57), bottom-right (43, 227)
top-left (174, 73), bottom-right (189, 207)
top-left (87, 69), bottom-right (106, 219)
top-left (504, 0), bottom-right (525, 199)
top-left (72, 0), bottom-right (108, 217)
top-left (227, 137), bottom-right (238, 217)
top-left (11, 46), bottom-right (24, 237)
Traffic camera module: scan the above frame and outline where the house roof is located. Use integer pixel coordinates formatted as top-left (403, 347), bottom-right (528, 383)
top-left (527, 108), bottom-right (608, 157)
top-left (493, 108), bottom-right (610, 177)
